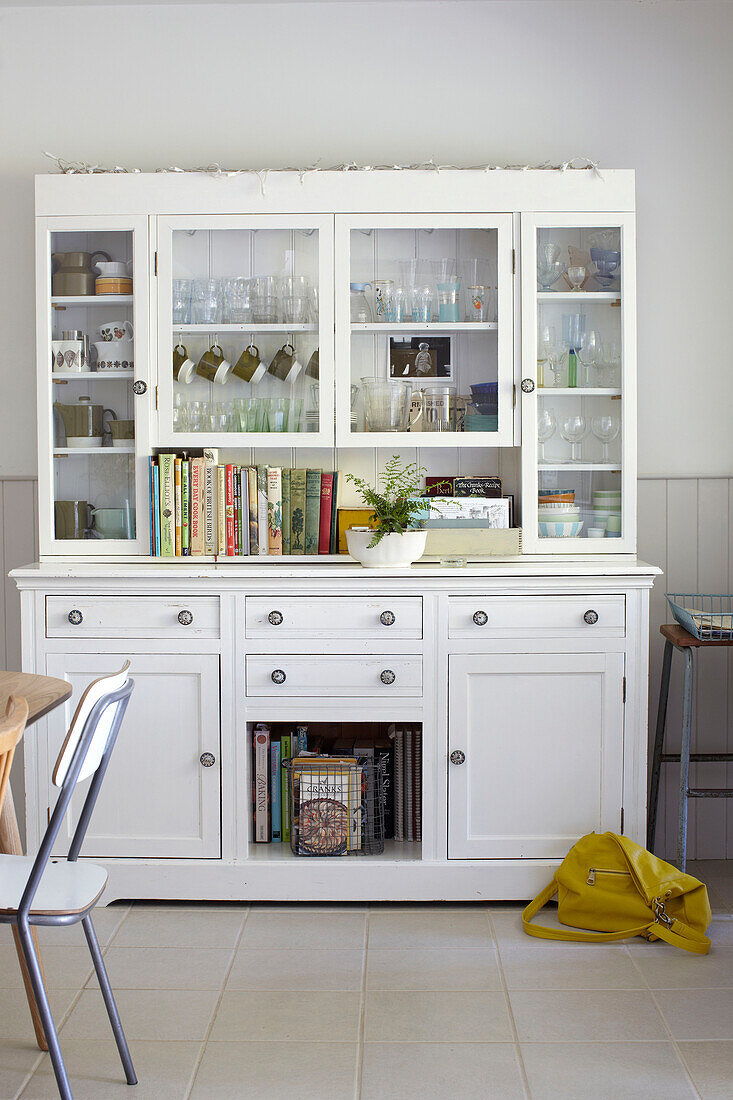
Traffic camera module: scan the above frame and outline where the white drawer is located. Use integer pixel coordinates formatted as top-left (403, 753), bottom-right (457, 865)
top-left (246, 654), bottom-right (423, 697)
top-left (448, 595), bottom-right (626, 638)
top-left (245, 596), bottom-right (422, 639)
top-left (46, 596), bottom-right (220, 639)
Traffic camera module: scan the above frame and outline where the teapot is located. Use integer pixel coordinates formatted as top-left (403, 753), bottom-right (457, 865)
top-left (53, 397), bottom-right (116, 449)
top-left (51, 251), bottom-right (111, 296)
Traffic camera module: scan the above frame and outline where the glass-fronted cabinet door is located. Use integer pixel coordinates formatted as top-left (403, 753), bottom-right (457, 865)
top-left (520, 213), bottom-right (636, 554)
top-left (335, 214), bottom-right (514, 447)
top-left (156, 215), bottom-right (334, 447)
top-left (37, 215), bottom-right (151, 555)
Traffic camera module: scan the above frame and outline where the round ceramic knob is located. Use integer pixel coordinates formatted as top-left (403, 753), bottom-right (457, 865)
top-left (199, 752), bottom-right (216, 768)
top-left (67, 609), bottom-right (83, 625)
top-left (268, 610), bottom-right (283, 626)
top-left (584, 610), bottom-right (599, 625)
top-left (132, 380), bottom-right (147, 395)
top-left (473, 610), bottom-right (488, 626)
top-left (521, 378), bottom-right (535, 393)
top-left (450, 750), bottom-right (466, 766)
top-left (380, 669), bottom-right (396, 685)
top-left (380, 611), bottom-right (396, 626)
top-left (271, 669), bottom-right (287, 685)
top-left (178, 610), bottom-right (193, 626)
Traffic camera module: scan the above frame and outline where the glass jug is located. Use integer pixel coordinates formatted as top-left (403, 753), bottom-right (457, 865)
top-left (350, 282), bottom-right (373, 323)
top-left (361, 378), bottom-right (422, 432)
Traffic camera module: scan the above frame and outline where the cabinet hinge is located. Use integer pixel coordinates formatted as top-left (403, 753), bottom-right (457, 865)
top-left (155, 385), bottom-right (159, 410)
top-left (512, 249), bottom-right (516, 275)
top-left (622, 676), bottom-right (626, 703)
top-left (620, 807), bottom-right (624, 833)
top-left (512, 383), bottom-right (516, 408)
top-left (47, 807), bottom-right (51, 826)
top-left (154, 251), bottom-right (158, 276)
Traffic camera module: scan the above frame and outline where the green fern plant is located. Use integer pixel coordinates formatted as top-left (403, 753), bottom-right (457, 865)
top-left (344, 455), bottom-right (440, 548)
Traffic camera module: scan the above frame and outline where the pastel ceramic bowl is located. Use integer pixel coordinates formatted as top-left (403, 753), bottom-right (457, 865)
top-left (538, 520), bottom-right (584, 538)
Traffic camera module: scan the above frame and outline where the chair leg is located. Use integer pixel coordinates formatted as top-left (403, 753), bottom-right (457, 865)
top-left (16, 921), bottom-right (73, 1100)
top-left (648, 639), bottom-right (674, 852)
top-left (677, 647), bottom-right (695, 872)
top-left (82, 914), bottom-right (137, 1086)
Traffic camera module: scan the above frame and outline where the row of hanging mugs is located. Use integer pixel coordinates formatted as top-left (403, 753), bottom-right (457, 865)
top-left (173, 341), bottom-right (319, 387)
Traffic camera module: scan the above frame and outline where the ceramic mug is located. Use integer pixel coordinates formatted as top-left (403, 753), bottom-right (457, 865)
top-left (91, 507), bottom-right (128, 539)
top-left (231, 343), bottom-right (266, 384)
top-left (268, 343), bottom-right (302, 384)
top-left (110, 420), bottom-right (134, 447)
top-left (93, 339), bottom-right (134, 371)
top-left (173, 344), bottom-right (196, 384)
top-left (98, 320), bottom-right (134, 342)
top-left (54, 500), bottom-right (92, 540)
top-left (51, 339), bottom-right (84, 374)
top-left (196, 344), bottom-right (232, 385)
top-left (305, 348), bottom-right (319, 380)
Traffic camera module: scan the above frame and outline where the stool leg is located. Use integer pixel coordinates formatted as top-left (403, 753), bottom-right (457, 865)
top-left (648, 639), bottom-right (674, 851)
top-left (677, 647), bottom-right (695, 872)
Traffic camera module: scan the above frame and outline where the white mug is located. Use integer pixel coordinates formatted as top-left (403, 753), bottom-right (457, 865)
top-left (52, 339), bottom-right (84, 374)
top-left (93, 340), bottom-right (134, 371)
top-left (97, 320), bottom-right (134, 342)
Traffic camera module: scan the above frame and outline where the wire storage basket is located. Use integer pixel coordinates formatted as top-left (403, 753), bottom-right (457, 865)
top-left (283, 757), bottom-right (385, 856)
top-left (666, 593), bottom-right (733, 640)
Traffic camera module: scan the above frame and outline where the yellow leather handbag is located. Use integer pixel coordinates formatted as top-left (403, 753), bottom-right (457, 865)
top-left (523, 832), bottom-right (712, 954)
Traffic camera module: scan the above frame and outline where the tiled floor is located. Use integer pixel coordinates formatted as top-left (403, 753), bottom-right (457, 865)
top-left (0, 859), bottom-right (731, 1098)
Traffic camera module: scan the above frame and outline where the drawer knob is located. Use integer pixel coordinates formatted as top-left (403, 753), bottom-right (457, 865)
top-left (521, 378), bottom-right (535, 393)
top-left (271, 669), bottom-right (287, 685)
top-left (178, 610), bottom-right (194, 626)
top-left (268, 610), bottom-right (284, 626)
top-left (67, 609), bottom-right (83, 625)
top-left (380, 610), bottom-right (396, 627)
top-left (584, 610), bottom-right (599, 625)
top-left (132, 380), bottom-right (147, 395)
top-left (473, 610), bottom-right (488, 626)
top-left (380, 669), bottom-right (396, 685)
top-left (200, 752), bottom-right (216, 768)
top-left (450, 750), bottom-right (466, 766)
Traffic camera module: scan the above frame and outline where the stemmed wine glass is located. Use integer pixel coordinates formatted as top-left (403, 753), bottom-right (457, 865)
top-left (539, 324), bottom-right (563, 388)
top-left (577, 329), bottom-right (600, 387)
top-left (567, 266), bottom-right (586, 292)
top-left (537, 407), bottom-right (556, 462)
top-left (560, 415), bottom-right (589, 462)
top-left (591, 415), bottom-right (620, 461)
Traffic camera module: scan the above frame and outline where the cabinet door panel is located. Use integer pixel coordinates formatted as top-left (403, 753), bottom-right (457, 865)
top-left (44, 652), bottom-right (220, 858)
top-left (449, 652), bottom-right (624, 859)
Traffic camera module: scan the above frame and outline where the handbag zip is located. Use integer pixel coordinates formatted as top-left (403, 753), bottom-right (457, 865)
top-left (586, 868), bottom-right (632, 886)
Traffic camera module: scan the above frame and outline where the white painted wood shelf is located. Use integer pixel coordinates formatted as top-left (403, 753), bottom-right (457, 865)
top-left (52, 295), bottom-right (133, 307)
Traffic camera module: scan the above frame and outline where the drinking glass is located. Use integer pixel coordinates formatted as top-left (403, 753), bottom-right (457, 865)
top-left (577, 329), bottom-right (600, 386)
top-left (591, 414), bottom-right (620, 461)
top-left (192, 279), bottom-right (222, 324)
top-left (384, 286), bottom-right (407, 323)
top-left (600, 340), bottom-right (622, 386)
top-left (538, 243), bottom-right (561, 268)
top-left (223, 277), bottom-right (251, 323)
top-left (172, 279), bottom-right (192, 324)
top-left (272, 397), bottom-right (290, 432)
top-left (537, 261), bottom-right (566, 290)
top-left (537, 407), bottom-right (556, 462)
top-left (539, 324), bottom-right (562, 388)
top-left (567, 266), bottom-right (587, 292)
top-left (361, 377), bottom-right (413, 432)
top-left (372, 279), bottom-right (394, 319)
top-left (283, 296), bottom-right (309, 324)
top-left (289, 397), bottom-right (304, 433)
top-left (437, 280), bottom-right (461, 322)
top-left (280, 275), bottom-right (310, 299)
top-left (411, 285), bottom-right (434, 323)
top-left (252, 295), bottom-right (279, 324)
top-left (466, 285), bottom-right (489, 322)
top-left (560, 415), bottom-right (589, 462)
top-left (249, 275), bottom-right (278, 299)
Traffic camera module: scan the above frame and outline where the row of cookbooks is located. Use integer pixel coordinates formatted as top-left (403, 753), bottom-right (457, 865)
top-left (148, 450), bottom-right (339, 556)
top-left (252, 723), bottom-right (422, 855)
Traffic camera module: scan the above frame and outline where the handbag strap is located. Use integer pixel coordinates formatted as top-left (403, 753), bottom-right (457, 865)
top-left (650, 915), bottom-right (711, 955)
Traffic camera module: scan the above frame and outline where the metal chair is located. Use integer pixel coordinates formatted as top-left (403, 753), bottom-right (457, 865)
top-left (0, 662), bottom-right (137, 1100)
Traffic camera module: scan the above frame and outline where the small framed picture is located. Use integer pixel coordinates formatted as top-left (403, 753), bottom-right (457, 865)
top-left (388, 336), bottom-right (453, 381)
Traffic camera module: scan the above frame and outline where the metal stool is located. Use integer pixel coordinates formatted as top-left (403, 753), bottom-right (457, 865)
top-left (647, 623), bottom-right (733, 871)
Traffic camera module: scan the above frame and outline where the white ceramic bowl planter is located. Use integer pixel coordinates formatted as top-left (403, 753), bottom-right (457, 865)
top-left (345, 529), bottom-right (427, 568)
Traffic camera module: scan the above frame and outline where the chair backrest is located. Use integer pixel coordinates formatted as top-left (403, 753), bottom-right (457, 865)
top-left (53, 662), bottom-right (131, 787)
top-left (0, 695), bottom-right (29, 817)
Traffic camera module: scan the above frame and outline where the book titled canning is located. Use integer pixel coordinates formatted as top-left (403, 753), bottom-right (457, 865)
top-left (295, 764), bottom-right (361, 855)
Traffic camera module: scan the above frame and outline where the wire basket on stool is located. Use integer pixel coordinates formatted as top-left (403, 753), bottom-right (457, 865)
top-left (666, 593), bottom-right (733, 640)
top-left (282, 757), bottom-right (385, 856)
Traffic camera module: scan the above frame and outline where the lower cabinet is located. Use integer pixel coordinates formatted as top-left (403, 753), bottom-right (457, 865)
top-left (44, 651), bottom-right (221, 858)
top-left (448, 651), bottom-right (625, 859)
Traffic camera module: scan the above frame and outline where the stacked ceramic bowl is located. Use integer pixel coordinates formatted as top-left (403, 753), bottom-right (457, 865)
top-left (538, 499), bottom-right (584, 538)
top-left (591, 489), bottom-right (622, 537)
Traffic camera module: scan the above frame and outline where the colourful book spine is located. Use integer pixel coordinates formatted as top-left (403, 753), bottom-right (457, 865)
top-left (217, 466), bottom-right (227, 555)
top-left (148, 457), bottom-right (155, 555)
top-left (152, 462), bottom-right (161, 556)
top-left (240, 467), bottom-right (250, 555)
top-left (329, 471), bottom-right (339, 554)
top-left (233, 468), bottom-right (241, 555)
top-left (204, 461), bottom-right (217, 555)
top-left (248, 467), bottom-right (259, 555)
top-left (181, 460), bottom-right (190, 556)
top-left (225, 464), bottom-right (235, 556)
top-left (158, 454), bottom-right (175, 557)
top-left (289, 469), bottom-right (306, 554)
top-left (294, 724), bottom-right (308, 756)
top-left (280, 734), bottom-right (291, 843)
top-left (190, 458), bottom-right (203, 555)
top-left (253, 724), bottom-right (270, 842)
top-left (318, 472), bottom-right (334, 554)
top-left (267, 467), bottom-right (283, 555)
top-left (304, 469), bottom-right (322, 555)
top-left (257, 466), bottom-right (269, 557)
top-left (174, 458), bottom-right (182, 556)
top-left (270, 741), bottom-right (282, 842)
top-left (281, 468), bottom-right (291, 555)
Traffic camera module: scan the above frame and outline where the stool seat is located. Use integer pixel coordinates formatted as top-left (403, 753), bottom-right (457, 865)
top-left (661, 623), bottom-right (733, 648)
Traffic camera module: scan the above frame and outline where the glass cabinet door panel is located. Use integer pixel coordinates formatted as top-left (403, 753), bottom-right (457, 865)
top-left (39, 218), bottom-right (150, 555)
top-left (335, 214), bottom-right (514, 447)
top-left (156, 216), bottom-right (333, 446)
top-left (521, 213), bottom-right (636, 553)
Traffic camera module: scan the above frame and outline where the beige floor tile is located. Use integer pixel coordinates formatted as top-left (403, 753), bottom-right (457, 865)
top-left (98, 946), bottom-right (233, 990)
top-left (366, 948), bottom-right (502, 991)
top-left (510, 990), bottom-right (668, 1042)
top-left (0, 946), bottom-right (93, 990)
top-left (657, 989), bottom-right (733, 1041)
top-left (31, 906), bottom-right (128, 948)
top-left (707, 917), bottom-right (733, 945)
top-left (111, 907), bottom-right (245, 948)
top-left (209, 990), bottom-right (361, 1042)
top-left (361, 1042), bottom-right (524, 1100)
top-left (490, 907), bottom-right (624, 950)
top-left (364, 990), bottom-right (513, 1043)
top-left (60, 988), bottom-right (218, 1042)
top-left (239, 910), bottom-right (366, 950)
top-left (20, 1038), bottom-right (201, 1100)
top-left (0, 1039), bottom-right (43, 1100)
top-left (191, 1041), bottom-right (358, 1099)
top-left (628, 944), bottom-right (733, 988)
top-left (368, 908), bottom-right (493, 950)
top-left (499, 945), bottom-right (645, 990)
top-left (678, 1041), bottom-right (733, 1098)
top-left (0, 988), bottom-right (78, 1042)
top-left (521, 1042), bottom-right (695, 1099)
top-left (227, 948), bottom-right (364, 991)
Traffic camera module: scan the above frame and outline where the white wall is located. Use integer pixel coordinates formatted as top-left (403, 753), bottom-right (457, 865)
top-left (0, 0), bottom-right (732, 479)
